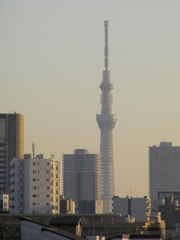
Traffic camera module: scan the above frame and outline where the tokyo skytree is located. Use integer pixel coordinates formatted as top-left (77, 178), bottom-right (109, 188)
top-left (96, 21), bottom-right (117, 213)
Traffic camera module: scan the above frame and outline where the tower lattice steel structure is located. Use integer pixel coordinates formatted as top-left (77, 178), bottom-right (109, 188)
top-left (96, 21), bottom-right (117, 213)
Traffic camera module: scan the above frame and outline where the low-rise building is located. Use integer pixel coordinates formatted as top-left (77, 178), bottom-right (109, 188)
top-left (0, 194), bottom-right (9, 213)
top-left (112, 196), bottom-right (151, 222)
top-left (60, 195), bottom-right (75, 214)
top-left (79, 200), bottom-right (103, 214)
top-left (155, 191), bottom-right (180, 208)
top-left (107, 234), bottom-right (161, 240)
top-left (0, 214), bottom-right (165, 239)
top-left (158, 195), bottom-right (180, 229)
top-left (21, 217), bottom-right (87, 240)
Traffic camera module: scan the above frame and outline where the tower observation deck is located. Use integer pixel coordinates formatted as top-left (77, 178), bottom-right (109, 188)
top-left (96, 21), bottom-right (117, 213)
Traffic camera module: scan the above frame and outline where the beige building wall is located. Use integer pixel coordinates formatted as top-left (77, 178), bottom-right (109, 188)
top-left (16, 114), bottom-right (24, 159)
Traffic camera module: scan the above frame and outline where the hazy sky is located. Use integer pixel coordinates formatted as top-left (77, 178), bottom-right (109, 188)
top-left (1, 0), bottom-right (180, 197)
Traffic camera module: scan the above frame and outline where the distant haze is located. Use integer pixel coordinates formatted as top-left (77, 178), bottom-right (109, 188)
top-left (1, 0), bottom-right (180, 197)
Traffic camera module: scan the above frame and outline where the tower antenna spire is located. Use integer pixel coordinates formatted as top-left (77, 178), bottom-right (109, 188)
top-left (96, 21), bottom-right (117, 213)
top-left (104, 21), bottom-right (109, 71)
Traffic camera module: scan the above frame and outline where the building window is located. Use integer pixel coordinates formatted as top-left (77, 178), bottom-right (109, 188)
top-left (46, 170), bottom-right (49, 174)
top-left (33, 186), bottom-right (37, 189)
top-left (47, 187), bottom-right (49, 190)
top-left (46, 203), bottom-right (49, 206)
top-left (33, 162), bottom-right (37, 165)
top-left (32, 178), bottom-right (36, 181)
top-left (32, 202), bottom-right (36, 206)
top-left (33, 170), bottom-right (37, 173)
top-left (46, 179), bottom-right (49, 182)
top-left (46, 195), bottom-right (49, 198)
top-left (32, 194), bottom-right (36, 198)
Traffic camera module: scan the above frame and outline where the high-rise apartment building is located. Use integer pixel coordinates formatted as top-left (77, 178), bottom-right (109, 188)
top-left (63, 149), bottom-right (101, 212)
top-left (0, 113), bottom-right (24, 194)
top-left (149, 142), bottom-right (180, 209)
top-left (10, 156), bottom-right (60, 214)
top-left (96, 21), bottom-right (117, 213)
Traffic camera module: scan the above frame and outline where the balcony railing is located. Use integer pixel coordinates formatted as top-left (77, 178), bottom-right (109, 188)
top-left (18, 181), bottom-right (24, 185)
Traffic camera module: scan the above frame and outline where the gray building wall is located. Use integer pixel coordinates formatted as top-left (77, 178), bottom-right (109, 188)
top-left (0, 113), bottom-right (24, 194)
top-left (149, 142), bottom-right (180, 209)
top-left (112, 196), bottom-right (151, 222)
top-left (63, 149), bottom-right (101, 212)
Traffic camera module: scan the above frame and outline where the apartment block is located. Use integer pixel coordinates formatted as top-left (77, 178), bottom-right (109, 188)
top-left (10, 157), bottom-right (60, 214)
top-left (149, 142), bottom-right (180, 209)
top-left (63, 149), bottom-right (101, 212)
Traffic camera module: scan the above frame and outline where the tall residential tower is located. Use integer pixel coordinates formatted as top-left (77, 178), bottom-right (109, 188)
top-left (63, 149), bottom-right (102, 213)
top-left (96, 21), bottom-right (117, 213)
top-left (0, 113), bottom-right (24, 194)
top-left (149, 142), bottom-right (180, 209)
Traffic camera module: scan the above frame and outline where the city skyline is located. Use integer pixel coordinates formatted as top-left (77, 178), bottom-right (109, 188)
top-left (1, 1), bottom-right (180, 198)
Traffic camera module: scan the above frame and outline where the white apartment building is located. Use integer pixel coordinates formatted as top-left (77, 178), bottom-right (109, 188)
top-left (149, 142), bottom-right (180, 209)
top-left (112, 196), bottom-right (151, 222)
top-left (10, 157), bottom-right (60, 214)
top-left (63, 149), bottom-right (102, 212)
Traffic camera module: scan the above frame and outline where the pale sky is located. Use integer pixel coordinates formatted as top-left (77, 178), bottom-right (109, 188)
top-left (1, 0), bottom-right (180, 198)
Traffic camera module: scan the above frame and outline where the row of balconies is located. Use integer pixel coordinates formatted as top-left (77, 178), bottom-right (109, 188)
top-left (51, 190), bottom-right (59, 194)
top-left (18, 187), bottom-right (24, 193)
top-left (51, 165), bottom-right (59, 170)
top-left (18, 180), bottom-right (24, 185)
top-left (18, 164), bottom-right (24, 169)
top-left (51, 174), bottom-right (59, 178)
top-left (51, 205), bottom-right (59, 210)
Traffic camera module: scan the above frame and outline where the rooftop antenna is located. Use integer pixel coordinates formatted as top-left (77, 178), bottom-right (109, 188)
top-left (32, 143), bottom-right (35, 158)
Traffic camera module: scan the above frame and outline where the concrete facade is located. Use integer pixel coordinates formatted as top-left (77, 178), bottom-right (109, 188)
top-left (63, 149), bottom-right (101, 212)
top-left (79, 200), bottom-right (103, 214)
top-left (60, 195), bottom-right (75, 214)
top-left (112, 196), bottom-right (151, 222)
top-left (0, 113), bottom-right (24, 194)
top-left (10, 157), bottom-right (60, 214)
